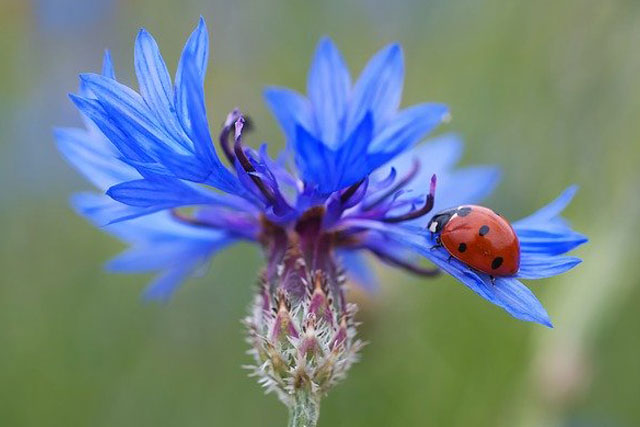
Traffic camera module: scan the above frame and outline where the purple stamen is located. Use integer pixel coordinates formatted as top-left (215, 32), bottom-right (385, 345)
top-left (340, 179), bottom-right (366, 204)
top-left (363, 158), bottom-right (421, 211)
top-left (367, 246), bottom-right (440, 277)
top-left (219, 108), bottom-right (242, 164)
top-left (381, 174), bottom-right (437, 223)
top-left (233, 117), bottom-right (278, 205)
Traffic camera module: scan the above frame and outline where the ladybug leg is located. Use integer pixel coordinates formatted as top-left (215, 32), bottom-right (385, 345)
top-left (430, 236), bottom-right (443, 251)
top-left (489, 275), bottom-right (496, 285)
top-left (447, 255), bottom-right (453, 263)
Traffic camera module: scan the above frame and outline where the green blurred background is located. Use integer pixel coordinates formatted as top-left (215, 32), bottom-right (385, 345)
top-left (1, 0), bottom-right (639, 426)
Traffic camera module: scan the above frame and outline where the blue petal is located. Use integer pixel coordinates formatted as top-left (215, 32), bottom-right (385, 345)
top-left (517, 255), bottom-right (582, 280)
top-left (514, 186), bottom-right (578, 228)
top-left (55, 127), bottom-right (139, 190)
top-left (488, 277), bottom-right (552, 327)
top-left (134, 29), bottom-right (186, 140)
top-left (373, 134), bottom-right (501, 221)
top-left (108, 243), bottom-right (207, 272)
top-left (307, 37), bottom-right (351, 146)
top-left (332, 113), bottom-right (375, 190)
top-left (346, 220), bottom-right (552, 327)
top-left (101, 50), bottom-right (116, 80)
top-left (175, 52), bottom-right (238, 192)
top-left (142, 264), bottom-right (196, 302)
top-left (368, 103), bottom-right (449, 154)
top-left (182, 17), bottom-right (209, 78)
top-left (107, 233), bottom-right (230, 273)
top-left (80, 66), bottom-right (241, 194)
top-left (72, 190), bottom-right (236, 301)
top-left (416, 235), bottom-right (552, 327)
top-left (517, 228), bottom-right (588, 257)
top-left (264, 87), bottom-right (314, 143)
top-left (79, 73), bottom-right (191, 155)
top-left (346, 43), bottom-right (404, 134)
top-left (514, 186), bottom-right (587, 256)
top-left (292, 124), bottom-right (329, 186)
top-left (294, 113), bottom-right (375, 193)
top-left (72, 192), bottom-right (159, 226)
top-left (106, 176), bottom-right (239, 211)
top-left (153, 150), bottom-right (212, 183)
top-left (69, 94), bottom-right (155, 164)
top-left (175, 17), bottom-right (210, 135)
top-left (98, 207), bottom-right (225, 242)
top-left (374, 133), bottom-right (464, 187)
top-left (433, 166), bottom-right (501, 214)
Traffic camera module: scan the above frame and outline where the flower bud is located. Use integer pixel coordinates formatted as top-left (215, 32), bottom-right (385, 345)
top-left (244, 211), bottom-right (363, 406)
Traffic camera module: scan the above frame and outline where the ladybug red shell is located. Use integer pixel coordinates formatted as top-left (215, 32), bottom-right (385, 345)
top-left (427, 205), bottom-right (520, 276)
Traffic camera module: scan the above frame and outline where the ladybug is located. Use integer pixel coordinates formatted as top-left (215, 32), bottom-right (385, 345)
top-left (427, 205), bottom-right (520, 277)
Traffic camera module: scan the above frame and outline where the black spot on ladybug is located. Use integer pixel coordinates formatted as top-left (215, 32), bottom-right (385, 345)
top-left (479, 225), bottom-right (490, 236)
top-left (457, 207), bottom-right (472, 217)
top-left (458, 243), bottom-right (467, 253)
top-left (491, 257), bottom-right (503, 270)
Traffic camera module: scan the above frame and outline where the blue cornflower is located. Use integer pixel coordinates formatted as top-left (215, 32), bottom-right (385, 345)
top-left (57, 18), bottom-right (585, 330)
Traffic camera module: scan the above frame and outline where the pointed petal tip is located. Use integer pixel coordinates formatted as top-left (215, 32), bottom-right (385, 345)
top-left (317, 35), bottom-right (336, 48)
top-left (193, 16), bottom-right (208, 34)
top-left (137, 27), bottom-right (150, 38)
top-left (103, 259), bottom-right (122, 273)
top-left (51, 127), bottom-right (64, 138)
top-left (566, 184), bottom-right (579, 194)
top-left (104, 215), bottom-right (134, 226)
top-left (558, 256), bottom-right (584, 273)
top-left (426, 102), bottom-right (451, 119)
top-left (134, 28), bottom-right (160, 54)
top-left (101, 50), bottom-right (116, 79)
top-left (386, 42), bottom-right (402, 55)
top-left (262, 86), bottom-right (276, 98)
top-left (262, 86), bottom-right (286, 99)
top-left (311, 36), bottom-right (342, 60)
top-left (376, 42), bottom-right (404, 68)
top-left (519, 309), bottom-right (553, 328)
top-left (135, 28), bottom-right (150, 44)
top-left (559, 185), bottom-right (579, 203)
top-left (77, 72), bottom-right (102, 85)
top-left (68, 92), bottom-right (90, 108)
top-left (314, 36), bottom-right (343, 60)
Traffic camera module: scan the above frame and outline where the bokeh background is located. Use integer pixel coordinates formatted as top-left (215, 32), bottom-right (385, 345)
top-left (1, 0), bottom-right (639, 426)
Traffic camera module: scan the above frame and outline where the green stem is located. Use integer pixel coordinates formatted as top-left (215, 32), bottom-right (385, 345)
top-left (288, 391), bottom-right (320, 427)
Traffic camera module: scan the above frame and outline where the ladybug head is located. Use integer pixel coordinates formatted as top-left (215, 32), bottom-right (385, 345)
top-left (427, 210), bottom-right (455, 234)
top-left (427, 206), bottom-right (472, 234)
